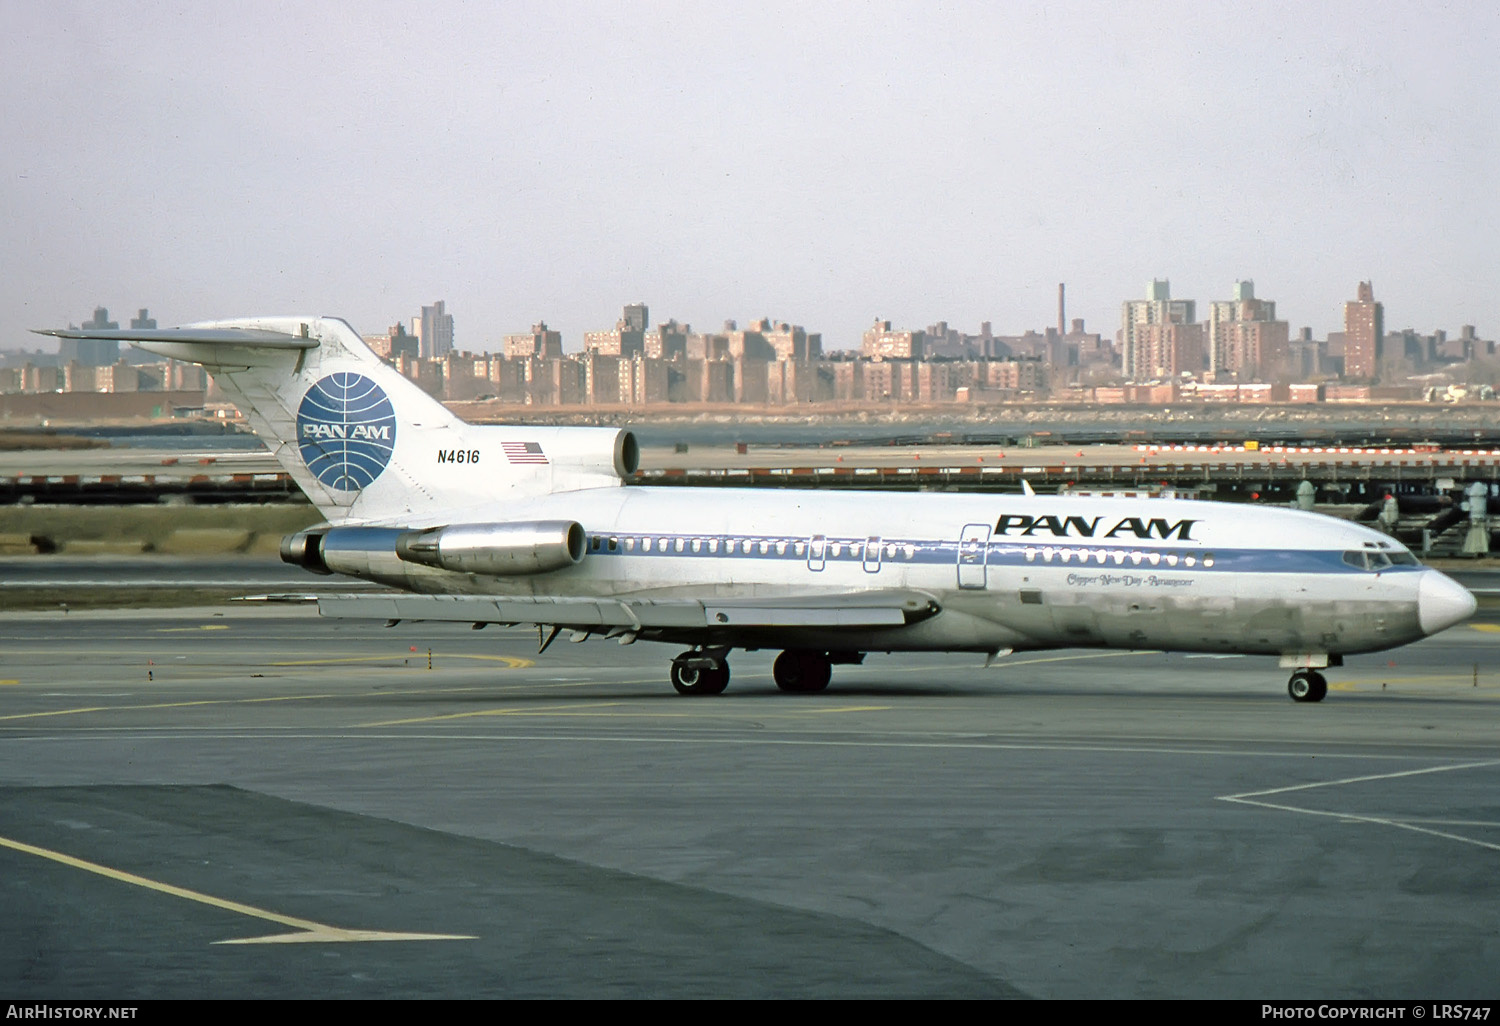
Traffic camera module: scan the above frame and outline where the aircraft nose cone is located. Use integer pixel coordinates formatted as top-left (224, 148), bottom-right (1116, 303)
top-left (1418, 571), bottom-right (1477, 635)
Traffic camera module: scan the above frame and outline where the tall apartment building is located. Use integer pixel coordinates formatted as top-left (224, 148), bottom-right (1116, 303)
top-left (364, 322), bottom-right (419, 360)
top-left (1120, 280), bottom-right (1202, 380)
top-left (59, 307), bottom-right (122, 366)
top-left (1343, 281), bottom-right (1384, 380)
top-left (761, 320), bottom-right (821, 362)
top-left (643, 320), bottom-right (689, 360)
top-left (862, 319), bottom-right (925, 360)
top-left (503, 321), bottom-right (563, 359)
top-left (1206, 281), bottom-right (1289, 381)
top-left (584, 304), bottom-right (647, 358)
top-left (687, 327), bottom-right (731, 361)
top-left (922, 321), bottom-right (991, 360)
top-left (413, 300), bottom-right (454, 360)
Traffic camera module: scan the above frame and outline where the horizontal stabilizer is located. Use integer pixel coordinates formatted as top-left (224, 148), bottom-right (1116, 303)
top-left (317, 590), bottom-right (940, 630)
top-left (33, 326), bottom-right (318, 349)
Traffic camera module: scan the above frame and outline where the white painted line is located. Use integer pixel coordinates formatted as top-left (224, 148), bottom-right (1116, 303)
top-left (1218, 760), bottom-right (1500, 853)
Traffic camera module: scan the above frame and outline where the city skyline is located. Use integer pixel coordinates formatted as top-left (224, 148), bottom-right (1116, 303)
top-left (3, 3), bottom-right (1497, 351)
top-left (24, 277), bottom-right (1487, 361)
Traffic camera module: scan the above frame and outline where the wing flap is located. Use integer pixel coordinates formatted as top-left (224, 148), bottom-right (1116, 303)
top-left (316, 590), bottom-right (938, 629)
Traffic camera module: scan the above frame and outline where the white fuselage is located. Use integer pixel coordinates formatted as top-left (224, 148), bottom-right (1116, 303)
top-left (327, 486), bottom-right (1463, 658)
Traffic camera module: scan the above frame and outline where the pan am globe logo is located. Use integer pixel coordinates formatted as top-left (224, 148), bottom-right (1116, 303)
top-left (296, 372), bottom-right (397, 491)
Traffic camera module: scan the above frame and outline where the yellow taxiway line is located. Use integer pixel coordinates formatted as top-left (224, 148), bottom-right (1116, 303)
top-left (0, 833), bottom-right (474, 945)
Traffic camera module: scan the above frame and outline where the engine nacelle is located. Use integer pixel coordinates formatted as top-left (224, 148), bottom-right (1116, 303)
top-left (394, 520), bottom-right (586, 576)
top-left (280, 530), bottom-right (331, 574)
top-left (281, 526), bottom-right (410, 581)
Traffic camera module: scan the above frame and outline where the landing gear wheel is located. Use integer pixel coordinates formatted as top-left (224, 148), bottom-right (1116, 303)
top-left (1288, 670), bottom-right (1328, 703)
top-left (773, 650), bottom-right (832, 693)
top-left (671, 658), bottom-right (730, 696)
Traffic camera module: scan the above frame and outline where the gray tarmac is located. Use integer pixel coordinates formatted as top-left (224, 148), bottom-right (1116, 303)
top-left (1, 605), bottom-right (1498, 999)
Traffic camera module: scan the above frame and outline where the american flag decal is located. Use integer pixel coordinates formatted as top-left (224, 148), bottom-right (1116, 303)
top-left (502, 441), bottom-right (549, 464)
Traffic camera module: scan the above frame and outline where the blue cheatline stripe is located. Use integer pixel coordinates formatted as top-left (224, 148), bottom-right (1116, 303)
top-left (315, 526), bottom-right (1421, 579)
top-left (580, 533), bottom-right (1421, 577)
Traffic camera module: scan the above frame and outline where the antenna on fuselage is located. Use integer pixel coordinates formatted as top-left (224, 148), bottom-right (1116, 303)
top-left (1021, 479), bottom-right (1036, 497)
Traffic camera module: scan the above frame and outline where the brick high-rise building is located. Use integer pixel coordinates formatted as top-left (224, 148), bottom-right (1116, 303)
top-left (504, 321), bottom-right (563, 359)
top-left (1120, 280), bottom-right (1200, 380)
top-left (862, 319), bottom-right (925, 361)
top-left (644, 319), bottom-right (689, 360)
top-left (761, 320), bottom-right (821, 363)
top-left (584, 305), bottom-right (647, 358)
top-left (1342, 281), bottom-right (1384, 381)
top-left (1207, 281), bottom-right (1290, 381)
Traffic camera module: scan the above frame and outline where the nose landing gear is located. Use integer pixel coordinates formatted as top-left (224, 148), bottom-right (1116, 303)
top-left (1287, 670), bottom-right (1328, 703)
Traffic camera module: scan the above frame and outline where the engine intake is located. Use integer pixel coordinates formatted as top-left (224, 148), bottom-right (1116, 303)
top-left (394, 521), bottom-right (586, 576)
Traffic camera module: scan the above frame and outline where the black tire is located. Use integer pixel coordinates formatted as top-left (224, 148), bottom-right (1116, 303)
top-left (1305, 670), bottom-right (1328, 702)
top-left (1288, 670), bottom-right (1328, 703)
top-left (672, 658), bottom-right (730, 696)
top-left (701, 662), bottom-right (730, 695)
top-left (774, 650), bottom-right (832, 693)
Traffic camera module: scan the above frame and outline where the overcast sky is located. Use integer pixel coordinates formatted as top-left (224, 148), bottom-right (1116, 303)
top-left (3, 1), bottom-right (1497, 352)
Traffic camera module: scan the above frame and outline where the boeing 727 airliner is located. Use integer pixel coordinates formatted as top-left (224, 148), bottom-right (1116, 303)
top-left (38, 316), bottom-right (1477, 701)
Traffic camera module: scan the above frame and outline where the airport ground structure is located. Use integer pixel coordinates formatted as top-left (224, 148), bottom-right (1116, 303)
top-left (4, 435), bottom-right (1500, 561)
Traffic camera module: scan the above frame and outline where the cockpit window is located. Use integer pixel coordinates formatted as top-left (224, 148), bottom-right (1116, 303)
top-left (1344, 549), bottom-right (1420, 570)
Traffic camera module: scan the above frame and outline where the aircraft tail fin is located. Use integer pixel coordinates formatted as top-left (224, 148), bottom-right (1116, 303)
top-left (35, 317), bottom-right (635, 524)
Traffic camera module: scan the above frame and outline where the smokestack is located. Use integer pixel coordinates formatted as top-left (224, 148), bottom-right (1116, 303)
top-left (1058, 283), bottom-right (1066, 335)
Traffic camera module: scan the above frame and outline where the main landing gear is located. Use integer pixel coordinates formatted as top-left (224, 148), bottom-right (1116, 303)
top-left (774, 654), bottom-right (834, 693)
top-left (1287, 669), bottom-right (1328, 703)
top-left (772, 650), bottom-right (832, 693)
top-left (670, 651), bottom-right (730, 696)
top-left (667, 648), bottom-right (852, 695)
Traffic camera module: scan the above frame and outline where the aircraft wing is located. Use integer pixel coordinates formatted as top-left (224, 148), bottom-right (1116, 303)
top-left (317, 590), bottom-right (940, 630)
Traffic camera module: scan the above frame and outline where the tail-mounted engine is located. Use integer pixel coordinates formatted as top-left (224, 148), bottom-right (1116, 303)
top-left (394, 521), bottom-right (586, 576)
top-left (282, 521), bottom-right (587, 580)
